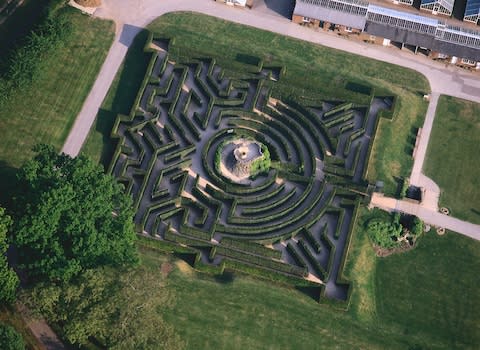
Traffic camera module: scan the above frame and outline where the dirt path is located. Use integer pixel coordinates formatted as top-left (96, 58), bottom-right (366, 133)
top-left (16, 303), bottom-right (65, 350)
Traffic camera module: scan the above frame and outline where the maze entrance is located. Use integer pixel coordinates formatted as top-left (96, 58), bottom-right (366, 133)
top-left (109, 34), bottom-right (391, 302)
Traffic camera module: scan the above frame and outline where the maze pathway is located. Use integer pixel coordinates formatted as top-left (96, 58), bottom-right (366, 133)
top-left (109, 35), bottom-right (391, 301)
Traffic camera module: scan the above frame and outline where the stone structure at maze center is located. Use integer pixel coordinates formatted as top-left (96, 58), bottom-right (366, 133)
top-left (221, 139), bottom-right (264, 180)
top-left (109, 34), bottom-right (393, 302)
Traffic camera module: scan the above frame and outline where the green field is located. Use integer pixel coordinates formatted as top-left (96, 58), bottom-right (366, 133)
top-left (82, 12), bottom-right (429, 195)
top-left (375, 231), bottom-right (480, 349)
top-left (424, 95), bottom-right (480, 224)
top-left (5, 9), bottom-right (476, 350)
top-left (0, 7), bottom-right (114, 202)
top-left (134, 223), bottom-right (479, 349)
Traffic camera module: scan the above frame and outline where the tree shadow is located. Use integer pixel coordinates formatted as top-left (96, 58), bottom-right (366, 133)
top-left (0, 160), bottom-right (18, 209)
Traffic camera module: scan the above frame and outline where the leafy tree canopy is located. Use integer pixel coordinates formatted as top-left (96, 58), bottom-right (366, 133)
top-left (367, 217), bottom-right (403, 249)
top-left (12, 144), bottom-right (138, 282)
top-left (25, 267), bottom-right (183, 349)
top-left (411, 216), bottom-right (424, 236)
top-left (0, 323), bottom-right (25, 350)
top-left (0, 208), bottom-right (19, 304)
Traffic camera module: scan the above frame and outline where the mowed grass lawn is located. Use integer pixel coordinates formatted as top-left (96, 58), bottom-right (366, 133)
top-left (0, 7), bottom-right (114, 200)
top-left (83, 12), bottom-right (429, 195)
top-left (424, 95), bottom-right (480, 224)
top-left (136, 223), bottom-right (480, 349)
top-left (375, 231), bottom-right (480, 349)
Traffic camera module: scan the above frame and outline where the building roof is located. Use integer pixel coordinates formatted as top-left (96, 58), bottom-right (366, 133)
top-left (420, 0), bottom-right (455, 13)
top-left (368, 4), bottom-right (440, 26)
top-left (464, 0), bottom-right (480, 23)
top-left (465, 0), bottom-right (480, 16)
top-left (293, 0), bottom-right (368, 28)
top-left (297, 0), bottom-right (369, 8)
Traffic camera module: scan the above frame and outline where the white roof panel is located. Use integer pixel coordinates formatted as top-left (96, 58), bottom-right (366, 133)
top-left (367, 4), bottom-right (441, 27)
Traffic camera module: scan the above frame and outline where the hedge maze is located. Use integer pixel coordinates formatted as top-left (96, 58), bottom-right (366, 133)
top-left (109, 34), bottom-right (392, 302)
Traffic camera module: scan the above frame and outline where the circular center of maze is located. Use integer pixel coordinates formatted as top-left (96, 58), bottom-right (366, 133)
top-left (217, 138), bottom-right (267, 183)
top-left (109, 36), bottom-right (391, 300)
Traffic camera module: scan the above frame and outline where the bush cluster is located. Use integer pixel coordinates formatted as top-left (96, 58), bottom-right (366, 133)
top-left (366, 214), bottom-right (403, 249)
top-left (0, 323), bottom-right (24, 350)
top-left (0, 9), bottom-right (72, 105)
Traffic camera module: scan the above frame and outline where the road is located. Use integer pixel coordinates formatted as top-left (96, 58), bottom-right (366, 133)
top-left (61, 0), bottom-right (480, 156)
top-left (61, 0), bottom-right (480, 240)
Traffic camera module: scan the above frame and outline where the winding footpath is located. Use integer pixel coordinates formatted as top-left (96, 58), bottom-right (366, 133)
top-left (62, 0), bottom-right (480, 240)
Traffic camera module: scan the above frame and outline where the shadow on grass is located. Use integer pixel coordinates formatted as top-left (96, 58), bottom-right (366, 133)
top-left (214, 271), bottom-right (235, 284)
top-left (173, 252), bottom-right (197, 267)
top-left (235, 53), bottom-right (261, 66)
top-left (110, 29), bottom-right (150, 115)
top-left (94, 109), bottom-right (118, 169)
top-left (295, 286), bottom-right (322, 302)
top-left (0, 0), bottom-right (51, 65)
top-left (470, 208), bottom-right (480, 219)
top-left (0, 161), bottom-right (18, 209)
top-left (345, 81), bottom-right (372, 96)
top-left (92, 29), bottom-right (151, 167)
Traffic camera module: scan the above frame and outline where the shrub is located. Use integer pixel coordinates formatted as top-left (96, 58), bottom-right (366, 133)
top-left (0, 12), bottom-right (73, 105)
top-left (411, 216), bottom-right (424, 236)
top-left (0, 323), bottom-right (24, 350)
top-left (399, 177), bottom-right (409, 199)
top-left (366, 216), bottom-right (403, 248)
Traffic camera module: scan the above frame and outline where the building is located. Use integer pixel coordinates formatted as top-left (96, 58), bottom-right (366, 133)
top-left (464, 0), bottom-right (480, 24)
top-left (216, 0), bottom-right (250, 7)
top-left (292, 0), bottom-right (480, 68)
top-left (420, 0), bottom-right (455, 16)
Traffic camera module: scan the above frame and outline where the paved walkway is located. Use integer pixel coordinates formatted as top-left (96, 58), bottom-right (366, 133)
top-left (62, 0), bottom-right (480, 156)
top-left (61, 0), bottom-right (480, 240)
top-left (371, 193), bottom-right (480, 241)
top-left (409, 92), bottom-right (441, 211)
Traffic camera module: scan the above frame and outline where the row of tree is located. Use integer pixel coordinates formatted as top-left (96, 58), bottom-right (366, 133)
top-left (0, 145), bottom-right (185, 348)
top-left (0, 0), bottom-right (72, 105)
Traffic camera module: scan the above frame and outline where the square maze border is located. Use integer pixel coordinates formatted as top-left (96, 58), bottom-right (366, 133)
top-left (108, 32), bottom-right (393, 303)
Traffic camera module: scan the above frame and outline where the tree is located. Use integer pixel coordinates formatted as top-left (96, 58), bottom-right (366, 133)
top-left (12, 144), bottom-right (138, 282)
top-left (0, 323), bottom-right (25, 350)
top-left (25, 267), bottom-right (183, 349)
top-left (411, 216), bottom-right (424, 236)
top-left (367, 217), bottom-right (403, 249)
top-left (0, 208), bottom-right (19, 304)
